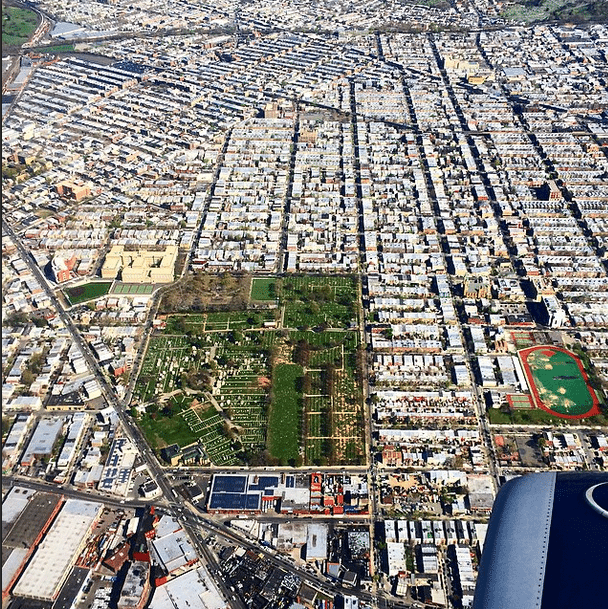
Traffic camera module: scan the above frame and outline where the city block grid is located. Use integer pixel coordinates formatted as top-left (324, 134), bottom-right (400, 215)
top-left (2, 2), bottom-right (608, 609)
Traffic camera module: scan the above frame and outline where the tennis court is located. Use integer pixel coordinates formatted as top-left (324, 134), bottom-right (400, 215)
top-left (506, 394), bottom-right (535, 410)
top-left (112, 283), bottom-right (154, 295)
top-left (510, 330), bottom-right (536, 350)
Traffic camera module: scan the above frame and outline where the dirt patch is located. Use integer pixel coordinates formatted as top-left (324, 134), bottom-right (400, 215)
top-left (258, 376), bottom-right (271, 388)
top-left (515, 435), bottom-right (545, 468)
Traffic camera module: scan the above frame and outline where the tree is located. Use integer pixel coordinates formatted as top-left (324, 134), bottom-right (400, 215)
top-left (222, 421), bottom-right (238, 441)
top-left (319, 284), bottom-right (334, 302)
top-left (230, 329), bottom-right (243, 343)
top-left (308, 301), bottom-right (320, 316)
top-left (3, 311), bottom-right (29, 326)
top-left (293, 340), bottom-right (311, 367)
top-left (20, 370), bottom-right (35, 386)
top-left (247, 314), bottom-right (261, 326)
top-left (269, 345), bottom-right (280, 369)
top-left (100, 441), bottom-right (111, 458)
top-left (172, 316), bottom-right (187, 334)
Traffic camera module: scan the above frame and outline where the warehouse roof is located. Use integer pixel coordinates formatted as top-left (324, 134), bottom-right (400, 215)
top-left (12, 499), bottom-right (102, 601)
top-left (1, 486), bottom-right (36, 528)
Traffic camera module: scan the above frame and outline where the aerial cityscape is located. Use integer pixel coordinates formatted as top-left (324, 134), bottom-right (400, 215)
top-left (2, 0), bottom-right (608, 608)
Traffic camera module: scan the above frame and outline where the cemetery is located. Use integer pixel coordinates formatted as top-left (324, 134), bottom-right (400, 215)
top-left (133, 275), bottom-right (365, 466)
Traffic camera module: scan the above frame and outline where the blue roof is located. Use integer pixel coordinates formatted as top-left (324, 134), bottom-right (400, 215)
top-left (208, 474), bottom-right (284, 512)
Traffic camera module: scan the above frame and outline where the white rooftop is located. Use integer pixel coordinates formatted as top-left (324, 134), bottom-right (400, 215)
top-left (148, 565), bottom-right (227, 609)
top-left (12, 498), bottom-right (102, 601)
top-left (1, 486), bottom-right (36, 525)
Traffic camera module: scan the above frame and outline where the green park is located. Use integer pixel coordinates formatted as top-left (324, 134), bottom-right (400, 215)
top-left (2, 6), bottom-right (38, 47)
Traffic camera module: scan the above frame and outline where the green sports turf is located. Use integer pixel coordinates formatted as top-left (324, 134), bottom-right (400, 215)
top-left (525, 348), bottom-right (595, 416)
top-left (65, 281), bottom-right (112, 304)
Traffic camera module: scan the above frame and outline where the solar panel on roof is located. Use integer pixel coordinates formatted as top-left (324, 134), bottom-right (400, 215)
top-left (211, 475), bottom-right (247, 494)
top-left (248, 476), bottom-right (279, 491)
top-left (246, 494), bottom-right (261, 510)
top-left (209, 493), bottom-right (249, 510)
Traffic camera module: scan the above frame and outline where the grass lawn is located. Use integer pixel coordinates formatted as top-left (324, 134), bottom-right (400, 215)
top-left (137, 411), bottom-right (199, 450)
top-left (34, 44), bottom-right (75, 53)
top-left (251, 277), bottom-right (277, 301)
top-left (268, 363), bottom-right (303, 463)
top-left (65, 281), bottom-right (112, 304)
top-left (3, 7), bottom-right (38, 46)
top-left (487, 407), bottom-right (580, 426)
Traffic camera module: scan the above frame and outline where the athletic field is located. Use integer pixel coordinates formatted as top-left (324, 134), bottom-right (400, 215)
top-left (64, 281), bottom-right (112, 304)
top-left (519, 345), bottom-right (600, 419)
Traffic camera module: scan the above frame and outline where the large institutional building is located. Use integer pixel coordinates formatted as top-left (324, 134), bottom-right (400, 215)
top-left (101, 245), bottom-right (178, 283)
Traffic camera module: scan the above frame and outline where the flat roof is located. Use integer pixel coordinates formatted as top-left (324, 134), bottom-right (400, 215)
top-left (2, 547), bottom-right (28, 592)
top-left (52, 566), bottom-right (90, 609)
top-left (2, 486), bottom-right (36, 530)
top-left (248, 476), bottom-right (280, 491)
top-left (154, 514), bottom-right (181, 538)
top-left (211, 475), bottom-right (247, 494)
top-left (306, 524), bottom-right (328, 560)
top-left (152, 527), bottom-right (197, 574)
top-left (3, 491), bottom-right (61, 549)
top-left (208, 474), bottom-right (287, 512)
top-left (148, 565), bottom-right (226, 609)
top-left (12, 499), bottom-right (102, 601)
top-left (21, 417), bottom-right (64, 463)
top-left (208, 493), bottom-right (261, 511)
